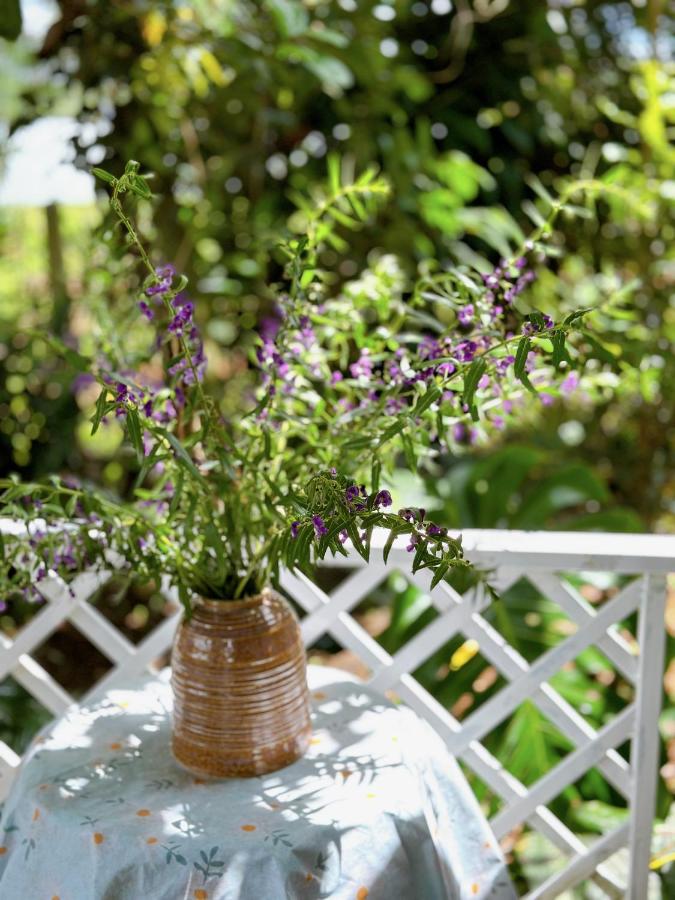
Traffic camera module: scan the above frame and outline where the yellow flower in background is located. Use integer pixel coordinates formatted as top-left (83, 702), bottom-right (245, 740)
top-left (143, 10), bottom-right (167, 47)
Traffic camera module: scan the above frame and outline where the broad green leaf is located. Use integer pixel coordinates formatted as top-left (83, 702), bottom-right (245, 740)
top-left (265, 0), bottom-right (309, 37)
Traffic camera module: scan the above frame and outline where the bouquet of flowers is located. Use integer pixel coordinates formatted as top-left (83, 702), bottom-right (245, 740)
top-left (1, 160), bottom-right (603, 610)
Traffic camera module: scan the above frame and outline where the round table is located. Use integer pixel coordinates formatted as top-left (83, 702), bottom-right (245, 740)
top-left (0, 666), bottom-right (515, 899)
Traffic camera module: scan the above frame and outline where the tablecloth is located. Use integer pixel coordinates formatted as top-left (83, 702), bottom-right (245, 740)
top-left (0, 665), bottom-right (515, 899)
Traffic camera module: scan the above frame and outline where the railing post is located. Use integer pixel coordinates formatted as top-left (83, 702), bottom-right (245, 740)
top-left (628, 574), bottom-right (667, 898)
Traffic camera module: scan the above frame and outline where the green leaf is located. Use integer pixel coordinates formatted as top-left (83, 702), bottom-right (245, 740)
top-left (376, 420), bottom-right (405, 448)
top-left (550, 330), bottom-right (571, 368)
top-left (126, 408), bottom-right (144, 464)
top-left (400, 432), bottom-right (417, 472)
top-left (525, 173), bottom-right (555, 207)
top-left (265, 0), bottom-right (309, 37)
top-left (382, 531), bottom-right (397, 566)
top-left (327, 154), bottom-right (341, 195)
top-left (411, 542), bottom-right (427, 573)
top-left (564, 307), bottom-right (594, 326)
top-left (90, 388), bottom-right (110, 436)
top-left (294, 523), bottom-right (314, 568)
top-left (411, 384), bottom-right (441, 418)
top-left (462, 358), bottom-right (487, 414)
top-left (430, 561), bottom-right (450, 590)
top-left (582, 331), bottom-right (617, 363)
top-left (162, 430), bottom-right (204, 482)
top-left (204, 522), bottom-right (227, 580)
top-left (92, 167), bottom-right (117, 185)
top-left (345, 519), bottom-right (369, 562)
top-left (514, 336), bottom-right (531, 378)
top-left (514, 336), bottom-right (536, 394)
top-left (129, 175), bottom-right (152, 199)
top-left (0, 0), bottom-right (22, 40)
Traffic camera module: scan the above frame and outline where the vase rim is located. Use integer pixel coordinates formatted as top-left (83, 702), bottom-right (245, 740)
top-left (194, 587), bottom-right (274, 610)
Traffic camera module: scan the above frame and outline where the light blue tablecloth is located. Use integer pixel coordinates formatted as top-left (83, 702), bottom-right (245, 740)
top-left (0, 666), bottom-right (515, 899)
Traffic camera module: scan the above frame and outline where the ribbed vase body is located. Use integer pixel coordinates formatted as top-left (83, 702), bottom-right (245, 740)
top-left (171, 589), bottom-right (311, 778)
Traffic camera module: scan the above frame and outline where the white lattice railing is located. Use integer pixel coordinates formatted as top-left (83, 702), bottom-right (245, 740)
top-left (1, 525), bottom-right (672, 899)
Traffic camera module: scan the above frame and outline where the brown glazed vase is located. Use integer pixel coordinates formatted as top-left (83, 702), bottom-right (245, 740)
top-left (171, 588), bottom-right (311, 778)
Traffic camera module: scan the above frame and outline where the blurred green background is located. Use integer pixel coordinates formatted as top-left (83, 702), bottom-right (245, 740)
top-left (0, 0), bottom-right (673, 895)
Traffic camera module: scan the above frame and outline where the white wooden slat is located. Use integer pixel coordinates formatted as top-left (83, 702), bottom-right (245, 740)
top-left (628, 575), bottom-right (667, 899)
top-left (282, 569), bottom-right (393, 672)
top-left (529, 572), bottom-right (638, 682)
top-left (458, 608), bottom-right (632, 797)
top-left (379, 674), bottom-right (583, 858)
top-left (300, 564), bottom-right (389, 645)
top-left (0, 567), bottom-right (113, 681)
top-left (10, 654), bottom-right (73, 717)
top-left (85, 609), bottom-right (182, 699)
top-left (0, 586), bottom-right (80, 680)
top-left (0, 632), bottom-right (73, 716)
top-left (524, 822), bottom-right (630, 900)
top-left (396, 570), bottom-right (630, 796)
top-left (68, 601), bottom-right (138, 665)
top-left (449, 578), bottom-right (643, 754)
top-left (491, 704), bottom-right (635, 839)
top-left (0, 742), bottom-right (21, 771)
top-left (367, 586), bottom-right (491, 693)
top-left (393, 674), bottom-right (624, 895)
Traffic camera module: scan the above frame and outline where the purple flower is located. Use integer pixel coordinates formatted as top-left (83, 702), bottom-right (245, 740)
top-left (312, 515), bottom-right (328, 537)
top-left (374, 490), bottom-right (392, 509)
top-left (345, 485), bottom-right (360, 503)
top-left (146, 264), bottom-right (175, 296)
top-left (259, 315), bottom-right (281, 343)
top-left (458, 304), bottom-right (474, 326)
top-left (71, 373), bottom-right (95, 395)
top-left (406, 534), bottom-right (420, 553)
top-left (330, 371), bottom-right (343, 385)
top-left (426, 523), bottom-right (446, 537)
top-left (291, 521), bottom-right (300, 539)
top-left (561, 371), bottom-right (580, 395)
top-left (298, 316), bottom-right (316, 350)
top-left (138, 300), bottom-right (154, 321)
top-left (168, 302), bottom-right (194, 336)
top-left (496, 355), bottom-right (515, 375)
top-left (418, 336), bottom-right (442, 361)
top-left (455, 341), bottom-right (478, 363)
top-left (350, 350), bottom-right (373, 380)
top-left (385, 396), bottom-right (406, 415)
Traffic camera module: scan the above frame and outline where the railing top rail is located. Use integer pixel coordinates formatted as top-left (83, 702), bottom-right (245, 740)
top-left (328, 528), bottom-right (675, 573)
top-left (2, 519), bottom-right (673, 574)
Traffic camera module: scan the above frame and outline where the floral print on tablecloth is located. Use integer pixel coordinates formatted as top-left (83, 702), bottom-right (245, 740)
top-left (0, 666), bottom-right (515, 899)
